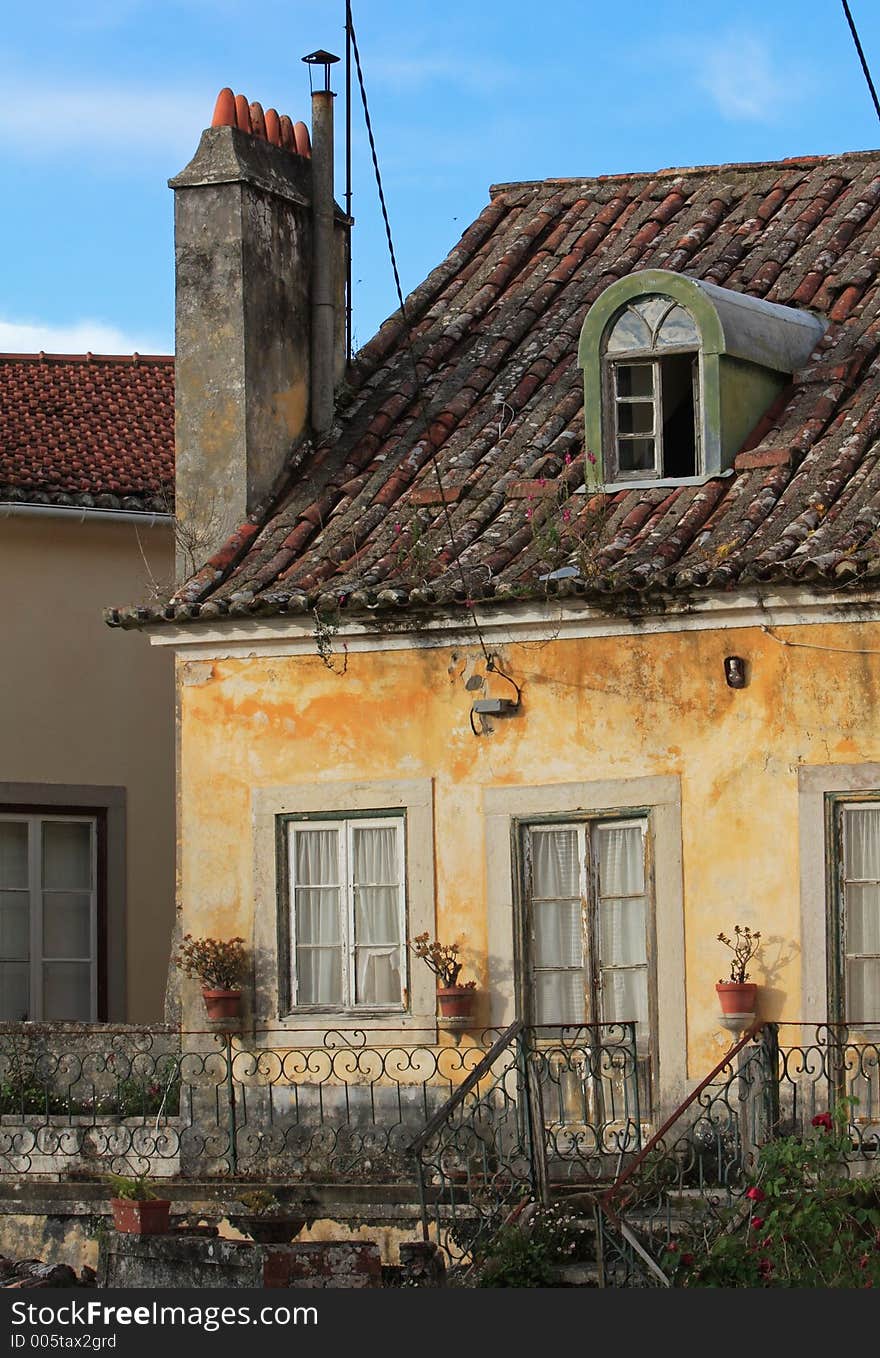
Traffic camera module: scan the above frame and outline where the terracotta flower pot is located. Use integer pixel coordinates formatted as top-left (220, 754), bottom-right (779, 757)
top-left (111, 1198), bottom-right (171, 1235)
top-left (202, 989), bottom-right (242, 1021)
top-left (437, 985), bottom-right (477, 1020)
top-left (716, 981), bottom-right (758, 1017)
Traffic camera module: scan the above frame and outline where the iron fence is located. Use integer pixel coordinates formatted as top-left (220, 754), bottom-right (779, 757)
top-left (2, 1017), bottom-right (878, 1280)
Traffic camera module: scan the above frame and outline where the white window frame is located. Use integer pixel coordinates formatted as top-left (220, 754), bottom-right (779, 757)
top-left (287, 814), bottom-right (407, 1012)
top-left (606, 351), bottom-right (702, 483)
top-left (0, 812), bottom-right (99, 1021)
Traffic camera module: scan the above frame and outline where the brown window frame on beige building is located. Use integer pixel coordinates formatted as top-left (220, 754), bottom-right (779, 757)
top-left (0, 783), bottom-right (126, 1022)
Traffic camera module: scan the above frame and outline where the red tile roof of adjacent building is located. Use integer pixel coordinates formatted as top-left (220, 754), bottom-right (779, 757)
top-left (109, 148), bottom-right (880, 627)
top-left (0, 353), bottom-right (174, 513)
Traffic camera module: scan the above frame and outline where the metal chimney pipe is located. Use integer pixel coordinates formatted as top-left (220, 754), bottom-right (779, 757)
top-left (307, 58), bottom-right (338, 437)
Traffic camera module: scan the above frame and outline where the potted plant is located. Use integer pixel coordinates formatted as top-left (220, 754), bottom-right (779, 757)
top-left (716, 925), bottom-right (761, 1018)
top-left (107, 1171), bottom-right (171, 1235)
top-left (229, 1190), bottom-right (312, 1245)
top-left (174, 934), bottom-right (247, 1021)
top-left (411, 932), bottom-right (477, 1021)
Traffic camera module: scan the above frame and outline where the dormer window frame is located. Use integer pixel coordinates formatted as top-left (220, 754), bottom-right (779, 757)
top-left (604, 333), bottom-right (703, 484)
top-left (578, 269), bottom-right (827, 493)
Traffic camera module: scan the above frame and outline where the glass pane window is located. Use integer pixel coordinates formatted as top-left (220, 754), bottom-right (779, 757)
top-left (524, 817), bottom-right (650, 1038)
top-left (0, 815), bottom-right (98, 1020)
top-left (838, 804), bottom-right (880, 1026)
top-left (288, 817), bottom-right (406, 1010)
top-left (604, 297), bottom-right (700, 481)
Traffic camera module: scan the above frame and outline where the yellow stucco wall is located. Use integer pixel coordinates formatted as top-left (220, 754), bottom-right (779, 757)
top-left (1, 515), bottom-right (175, 1020)
top-left (176, 615), bottom-right (880, 1084)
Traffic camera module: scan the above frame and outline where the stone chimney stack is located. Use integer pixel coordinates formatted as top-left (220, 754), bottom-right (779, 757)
top-left (170, 88), bottom-right (348, 579)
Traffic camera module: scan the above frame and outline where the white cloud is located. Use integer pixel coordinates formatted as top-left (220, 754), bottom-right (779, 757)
top-left (0, 74), bottom-right (209, 160)
top-left (0, 316), bottom-right (169, 355)
top-left (364, 52), bottom-right (517, 95)
top-left (694, 31), bottom-right (810, 122)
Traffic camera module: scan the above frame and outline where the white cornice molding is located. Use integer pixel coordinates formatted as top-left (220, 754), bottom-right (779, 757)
top-left (147, 585), bottom-right (880, 658)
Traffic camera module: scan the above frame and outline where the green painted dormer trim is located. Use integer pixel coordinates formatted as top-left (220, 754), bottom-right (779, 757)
top-left (578, 269), bottom-right (826, 490)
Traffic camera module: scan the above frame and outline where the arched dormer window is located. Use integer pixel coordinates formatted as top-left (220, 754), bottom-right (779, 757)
top-left (605, 295), bottom-right (701, 481)
top-left (578, 269), bottom-right (826, 491)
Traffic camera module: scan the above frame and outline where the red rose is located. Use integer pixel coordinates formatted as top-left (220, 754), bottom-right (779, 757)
top-left (750, 1216), bottom-right (764, 1230)
top-left (811, 1112), bottom-right (833, 1131)
top-left (680, 1253), bottom-right (694, 1267)
top-left (745, 1186), bottom-right (766, 1202)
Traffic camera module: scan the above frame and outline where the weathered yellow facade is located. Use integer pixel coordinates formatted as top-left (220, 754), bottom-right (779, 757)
top-left (172, 604), bottom-right (880, 1105)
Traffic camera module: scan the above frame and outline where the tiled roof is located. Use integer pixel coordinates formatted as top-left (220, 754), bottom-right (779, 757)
top-left (0, 353), bottom-right (174, 512)
top-left (111, 149), bottom-right (880, 627)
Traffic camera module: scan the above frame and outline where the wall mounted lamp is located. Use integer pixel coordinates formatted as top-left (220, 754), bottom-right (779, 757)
top-left (470, 658), bottom-right (522, 735)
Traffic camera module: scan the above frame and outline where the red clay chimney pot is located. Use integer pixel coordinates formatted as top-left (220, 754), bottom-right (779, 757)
top-left (265, 108), bottom-right (282, 146)
top-left (211, 87), bottom-right (236, 127)
top-left (249, 101), bottom-right (267, 140)
top-left (233, 94), bottom-right (252, 133)
top-left (293, 121), bottom-right (311, 158)
top-left (279, 114), bottom-right (295, 152)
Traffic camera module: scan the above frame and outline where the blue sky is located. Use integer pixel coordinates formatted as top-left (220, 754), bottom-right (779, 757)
top-left (1, 0), bottom-right (879, 356)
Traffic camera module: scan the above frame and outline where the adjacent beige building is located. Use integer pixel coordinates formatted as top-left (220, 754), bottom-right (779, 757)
top-left (0, 354), bottom-right (175, 1022)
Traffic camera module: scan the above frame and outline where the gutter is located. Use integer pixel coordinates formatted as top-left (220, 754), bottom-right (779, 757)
top-left (0, 502), bottom-right (173, 528)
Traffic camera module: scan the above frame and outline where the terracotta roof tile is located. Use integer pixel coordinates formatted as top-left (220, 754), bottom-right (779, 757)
top-left (107, 148), bottom-right (880, 628)
top-left (0, 353), bottom-right (173, 512)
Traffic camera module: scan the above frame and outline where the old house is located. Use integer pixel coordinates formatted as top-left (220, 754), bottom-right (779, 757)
top-left (0, 352), bottom-right (175, 1021)
top-left (107, 88), bottom-right (880, 1146)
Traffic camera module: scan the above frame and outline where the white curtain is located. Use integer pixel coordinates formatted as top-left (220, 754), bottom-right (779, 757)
top-left (843, 808), bottom-right (880, 1022)
top-left (294, 828), bottom-right (342, 1005)
top-left (353, 827), bottom-right (401, 1005)
top-left (531, 829), bottom-right (584, 1025)
top-left (41, 821), bottom-right (93, 1021)
top-left (595, 824), bottom-right (648, 1033)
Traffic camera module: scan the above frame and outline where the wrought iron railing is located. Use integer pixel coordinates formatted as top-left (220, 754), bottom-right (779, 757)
top-left (0, 1024), bottom-right (528, 1181)
top-left (2, 1016), bottom-right (877, 1284)
top-left (595, 1022), bottom-right (880, 1285)
top-left (408, 1021), bottom-right (643, 1267)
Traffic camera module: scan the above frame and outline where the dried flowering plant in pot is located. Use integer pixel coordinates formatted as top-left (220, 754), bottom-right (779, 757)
top-left (174, 934), bottom-right (247, 1021)
top-left (716, 925), bottom-right (761, 1019)
top-left (229, 1190), bottom-right (312, 1245)
top-left (107, 1172), bottom-right (171, 1235)
top-left (410, 932), bottom-right (478, 1020)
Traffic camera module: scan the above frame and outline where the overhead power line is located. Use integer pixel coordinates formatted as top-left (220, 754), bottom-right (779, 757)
top-left (841, 0), bottom-right (880, 123)
top-left (346, 3), bottom-right (493, 667)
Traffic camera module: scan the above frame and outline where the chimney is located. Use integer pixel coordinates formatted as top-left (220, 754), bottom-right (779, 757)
top-left (169, 80), bottom-right (348, 579)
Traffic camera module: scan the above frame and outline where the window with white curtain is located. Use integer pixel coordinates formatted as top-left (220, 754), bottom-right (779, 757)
top-left (833, 801), bottom-right (880, 1026)
top-left (523, 817), bottom-right (651, 1038)
top-left (286, 816), bottom-right (406, 1010)
top-left (0, 814), bottom-right (99, 1021)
